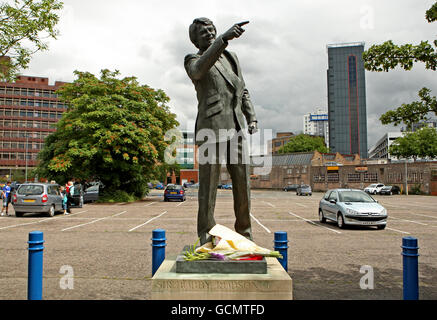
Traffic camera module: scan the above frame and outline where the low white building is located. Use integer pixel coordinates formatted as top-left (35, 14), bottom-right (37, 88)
top-left (368, 132), bottom-right (404, 160)
top-left (303, 108), bottom-right (329, 147)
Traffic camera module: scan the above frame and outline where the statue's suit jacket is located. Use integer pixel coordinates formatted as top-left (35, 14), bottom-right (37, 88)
top-left (184, 36), bottom-right (257, 144)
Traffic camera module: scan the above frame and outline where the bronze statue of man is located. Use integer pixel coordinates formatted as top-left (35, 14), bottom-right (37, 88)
top-left (184, 17), bottom-right (258, 245)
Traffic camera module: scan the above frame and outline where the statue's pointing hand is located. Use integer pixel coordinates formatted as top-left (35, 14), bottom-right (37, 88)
top-left (248, 121), bottom-right (258, 135)
top-left (222, 21), bottom-right (249, 42)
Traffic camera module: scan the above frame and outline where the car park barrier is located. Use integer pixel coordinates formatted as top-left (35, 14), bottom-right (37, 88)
top-left (152, 229), bottom-right (166, 276)
top-left (402, 236), bottom-right (419, 300)
top-left (274, 231), bottom-right (289, 271)
top-left (28, 231), bottom-right (44, 300)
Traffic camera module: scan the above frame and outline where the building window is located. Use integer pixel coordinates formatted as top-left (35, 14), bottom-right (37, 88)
top-left (347, 173), bottom-right (361, 182)
top-left (327, 173), bottom-right (339, 182)
top-left (363, 173), bottom-right (378, 182)
top-left (313, 174), bottom-right (325, 182)
top-left (261, 174), bottom-right (270, 181)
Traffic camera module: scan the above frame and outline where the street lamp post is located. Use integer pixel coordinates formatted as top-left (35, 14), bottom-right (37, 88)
top-left (405, 158), bottom-right (408, 196)
top-left (25, 135), bottom-right (28, 182)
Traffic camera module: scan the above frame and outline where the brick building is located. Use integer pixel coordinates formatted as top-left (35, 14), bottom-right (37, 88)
top-left (0, 76), bottom-right (68, 179)
top-left (219, 151), bottom-right (437, 195)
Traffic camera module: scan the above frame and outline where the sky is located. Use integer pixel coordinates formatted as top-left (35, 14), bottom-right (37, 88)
top-left (23, 0), bottom-right (437, 155)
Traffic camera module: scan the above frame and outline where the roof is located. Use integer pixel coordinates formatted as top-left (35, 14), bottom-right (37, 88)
top-left (251, 152), bottom-right (314, 166)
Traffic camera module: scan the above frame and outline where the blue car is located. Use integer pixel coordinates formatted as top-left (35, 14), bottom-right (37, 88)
top-left (155, 183), bottom-right (164, 190)
top-left (164, 185), bottom-right (186, 202)
top-left (222, 184), bottom-right (232, 190)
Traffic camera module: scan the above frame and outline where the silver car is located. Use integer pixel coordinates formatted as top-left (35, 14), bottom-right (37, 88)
top-left (12, 183), bottom-right (63, 217)
top-left (318, 189), bottom-right (387, 229)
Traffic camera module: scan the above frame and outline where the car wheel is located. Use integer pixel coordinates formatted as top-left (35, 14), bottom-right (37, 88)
top-left (373, 190), bottom-right (377, 195)
top-left (390, 191), bottom-right (393, 196)
top-left (337, 213), bottom-right (345, 229)
top-left (318, 209), bottom-right (326, 223)
top-left (377, 225), bottom-right (386, 230)
top-left (47, 205), bottom-right (55, 217)
top-left (15, 211), bottom-right (24, 217)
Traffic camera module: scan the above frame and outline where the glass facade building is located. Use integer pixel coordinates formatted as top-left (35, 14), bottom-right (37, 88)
top-left (327, 43), bottom-right (368, 158)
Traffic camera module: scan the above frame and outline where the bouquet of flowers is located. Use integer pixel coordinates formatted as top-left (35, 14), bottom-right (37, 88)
top-left (184, 224), bottom-right (282, 261)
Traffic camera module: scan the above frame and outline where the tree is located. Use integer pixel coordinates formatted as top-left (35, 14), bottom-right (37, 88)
top-left (389, 126), bottom-right (437, 160)
top-left (0, 0), bottom-right (63, 80)
top-left (363, 1), bottom-right (436, 130)
top-left (278, 134), bottom-right (329, 154)
top-left (36, 69), bottom-right (179, 198)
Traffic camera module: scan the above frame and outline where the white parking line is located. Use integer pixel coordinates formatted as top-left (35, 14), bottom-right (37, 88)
top-left (295, 203), bottom-right (307, 208)
top-left (176, 201), bottom-right (185, 207)
top-left (410, 213), bottom-right (437, 220)
top-left (386, 227), bottom-right (410, 235)
top-left (61, 211), bottom-right (127, 231)
top-left (250, 213), bottom-right (271, 233)
top-left (0, 210), bottom-right (88, 231)
top-left (389, 216), bottom-right (428, 226)
top-left (144, 202), bottom-right (156, 207)
top-left (288, 211), bottom-right (342, 234)
top-left (128, 211), bottom-right (167, 232)
top-left (263, 201), bottom-right (276, 208)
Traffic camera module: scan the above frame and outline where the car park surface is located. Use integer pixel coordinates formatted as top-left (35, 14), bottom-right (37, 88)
top-left (1, 189), bottom-right (436, 300)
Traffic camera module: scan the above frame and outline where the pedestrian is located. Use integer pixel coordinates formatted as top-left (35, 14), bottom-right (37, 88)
top-left (60, 186), bottom-right (68, 215)
top-left (1, 181), bottom-right (12, 216)
top-left (66, 181), bottom-right (74, 214)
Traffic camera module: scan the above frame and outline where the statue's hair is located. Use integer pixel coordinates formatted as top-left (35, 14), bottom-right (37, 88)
top-left (189, 17), bottom-right (216, 49)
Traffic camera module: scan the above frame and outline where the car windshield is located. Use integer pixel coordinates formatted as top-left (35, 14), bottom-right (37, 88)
top-left (338, 191), bottom-right (375, 203)
top-left (368, 184), bottom-right (377, 188)
top-left (166, 185), bottom-right (181, 190)
top-left (301, 185), bottom-right (310, 188)
top-left (18, 185), bottom-right (44, 195)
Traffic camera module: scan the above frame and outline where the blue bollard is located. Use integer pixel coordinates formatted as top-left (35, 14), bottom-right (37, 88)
top-left (151, 229), bottom-right (166, 276)
top-left (402, 236), bottom-right (419, 300)
top-left (28, 231), bottom-right (45, 300)
top-left (274, 231), bottom-right (288, 271)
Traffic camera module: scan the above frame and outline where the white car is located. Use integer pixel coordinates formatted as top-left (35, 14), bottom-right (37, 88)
top-left (364, 183), bottom-right (385, 195)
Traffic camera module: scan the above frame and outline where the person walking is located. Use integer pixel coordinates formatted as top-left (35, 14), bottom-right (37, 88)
top-left (60, 186), bottom-right (68, 215)
top-left (66, 181), bottom-right (74, 214)
top-left (1, 181), bottom-right (12, 216)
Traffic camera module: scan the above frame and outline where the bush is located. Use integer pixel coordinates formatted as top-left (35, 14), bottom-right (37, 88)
top-left (98, 190), bottom-right (140, 203)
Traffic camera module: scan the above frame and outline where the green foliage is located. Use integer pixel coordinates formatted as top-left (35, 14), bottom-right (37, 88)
top-left (0, 0), bottom-right (63, 80)
top-left (98, 190), bottom-right (139, 203)
top-left (363, 40), bottom-right (437, 72)
top-left (426, 2), bottom-right (437, 22)
top-left (379, 88), bottom-right (437, 129)
top-left (389, 127), bottom-right (437, 159)
top-left (363, 1), bottom-right (436, 132)
top-left (278, 134), bottom-right (329, 154)
top-left (36, 69), bottom-right (179, 198)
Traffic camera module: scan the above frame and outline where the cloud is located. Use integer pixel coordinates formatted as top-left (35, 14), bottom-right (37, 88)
top-left (23, 0), bottom-right (437, 154)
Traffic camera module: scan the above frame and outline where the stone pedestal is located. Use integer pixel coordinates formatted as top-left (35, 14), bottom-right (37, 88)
top-left (151, 257), bottom-right (293, 300)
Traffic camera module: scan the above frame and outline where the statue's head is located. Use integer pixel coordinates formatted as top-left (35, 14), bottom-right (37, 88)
top-left (189, 17), bottom-right (217, 50)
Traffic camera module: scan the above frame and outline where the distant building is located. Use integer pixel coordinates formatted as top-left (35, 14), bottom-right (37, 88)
top-left (303, 108), bottom-right (329, 147)
top-left (368, 132), bottom-right (404, 160)
top-left (327, 42), bottom-right (368, 158)
top-left (166, 130), bottom-right (198, 185)
top-left (269, 132), bottom-right (294, 154)
top-left (0, 76), bottom-right (68, 178)
top-left (402, 118), bottom-right (437, 132)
